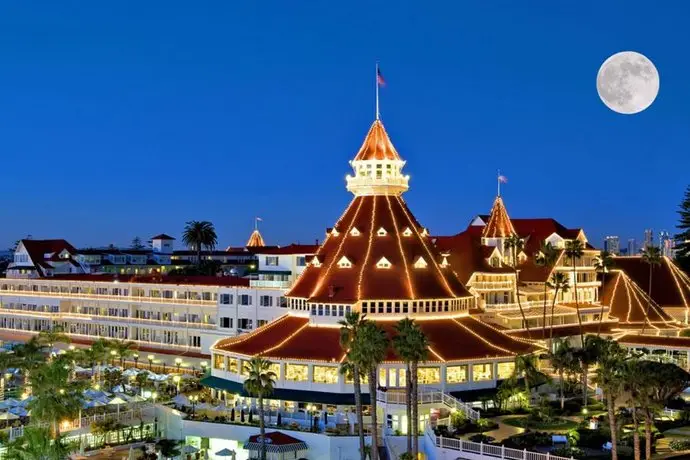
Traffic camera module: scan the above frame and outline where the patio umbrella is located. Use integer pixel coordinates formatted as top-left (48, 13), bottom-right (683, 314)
top-left (0, 412), bottom-right (19, 421)
top-left (181, 445), bottom-right (199, 455)
top-left (122, 368), bottom-right (140, 378)
top-left (214, 448), bottom-right (235, 458)
top-left (8, 407), bottom-right (28, 417)
top-left (171, 394), bottom-right (190, 407)
top-left (18, 396), bottom-right (34, 407)
top-left (108, 396), bottom-right (128, 415)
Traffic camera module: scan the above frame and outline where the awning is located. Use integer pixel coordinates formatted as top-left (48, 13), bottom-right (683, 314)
top-left (201, 376), bottom-right (371, 405)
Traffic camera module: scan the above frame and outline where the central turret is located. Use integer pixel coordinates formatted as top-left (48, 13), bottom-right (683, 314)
top-left (346, 120), bottom-right (410, 196)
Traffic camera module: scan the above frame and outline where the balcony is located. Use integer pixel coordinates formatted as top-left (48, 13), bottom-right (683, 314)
top-left (483, 300), bottom-right (544, 311)
top-left (470, 280), bottom-right (513, 290)
top-left (0, 289), bottom-right (216, 306)
top-left (249, 279), bottom-right (292, 289)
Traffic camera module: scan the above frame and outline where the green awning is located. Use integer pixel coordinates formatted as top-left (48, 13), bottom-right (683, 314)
top-left (201, 376), bottom-right (370, 405)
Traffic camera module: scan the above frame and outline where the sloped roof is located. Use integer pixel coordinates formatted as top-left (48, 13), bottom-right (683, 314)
top-left (246, 229), bottom-right (265, 248)
top-left (352, 120), bottom-right (402, 162)
top-left (613, 256), bottom-right (690, 311)
top-left (257, 244), bottom-right (319, 255)
top-left (214, 314), bottom-right (540, 363)
top-left (286, 195), bottom-right (471, 303)
top-left (481, 196), bottom-right (516, 238)
top-left (601, 270), bottom-right (679, 329)
top-left (19, 239), bottom-right (78, 276)
top-left (151, 234), bottom-right (175, 240)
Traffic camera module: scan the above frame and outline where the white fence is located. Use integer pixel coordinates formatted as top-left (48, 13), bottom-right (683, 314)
top-left (425, 424), bottom-right (574, 460)
top-left (377, 388), bottom-right (480, 421)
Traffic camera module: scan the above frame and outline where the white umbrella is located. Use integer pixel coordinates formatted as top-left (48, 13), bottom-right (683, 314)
top-left (123, 368), bottom-right (140, 377)
top-left (108, 396), bottom-right (127, 415)
top-left (195, 402), bottom-right (211, 411)
top-left (171, 394), bottom-right (190, 407)
top-left (0, 412), bottom-right (19, 421)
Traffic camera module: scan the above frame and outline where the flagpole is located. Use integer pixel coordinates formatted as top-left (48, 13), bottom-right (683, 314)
top-left (497, 169), bottom-right (501, 197)
top-left (375, 61), bottom-right (380, 120)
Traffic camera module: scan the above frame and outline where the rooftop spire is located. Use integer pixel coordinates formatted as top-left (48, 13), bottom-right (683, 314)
top-left (482, 195), bottom-right (516, 239)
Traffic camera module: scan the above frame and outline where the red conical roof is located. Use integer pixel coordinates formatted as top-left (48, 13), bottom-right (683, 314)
top-left (246, 229), bottom-right (265, 247)
top-left (481, 196), bottom-right (516, 238)
top-left (353, 120), bottom-right (402, 161)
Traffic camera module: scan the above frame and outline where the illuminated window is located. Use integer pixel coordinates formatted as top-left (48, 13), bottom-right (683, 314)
top-left (376, 257), bottom-right (392, 269)
top-left (240, 360), bottom-right (250, 377)
top-left (402, 227), bottom-right (413, 237)
top-left (213, 354), bottom-right (224, 369)
top-left (379, 368), bottom-right (387, 387)
top-left (345, 372), bottom-right (369, 384)
top-left (313, 366), bottom-right (338, 384)
top-left (418, 367), bottom-right (440, 385)
top-left (350, 227), bottom-right (361, 236)
top-left (413, 257), bottom-right (428, 269)
top-left (399, 368), bottom-right (407, 387)
top-left (227, 358), bottom-right (238, 373)
top-left (421, 228), bottom-right (429, 237)
top-left (377, 227), bottom-right (388, 236)
top-left (285, 364), bottom-right (308, 382)
top-left (497, 362), bottom-right (515, 380)
top-left (269, 363), bottom-right (281, 380)
top-left (440, 255), bottom-right (449, 268)
top-left (446, 365), bottom-right (468, 384)
top-left (473, 363), bottom-right (493, 382)
top-left (331, 228), bottom-right (339, 236)
top-left (338, 256), bottom-right (353, 268)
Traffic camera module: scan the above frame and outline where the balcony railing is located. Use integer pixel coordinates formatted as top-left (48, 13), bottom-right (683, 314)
top-left (0, 289), bottom-right (216, 306)
top-left (377, 388), bottom-right (480, 421)
top-left (470, 281), bottom-right (513, 290)
top-left (483, 300), bottom-right (544, 311)
top-left (249, 280), bottom-right (292, 289)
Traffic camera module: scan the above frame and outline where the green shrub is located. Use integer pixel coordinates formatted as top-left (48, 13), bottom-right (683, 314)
top-left (552, 446), bottom-right (584, 459)
top-left (670, 439), bottom-right (690, 451)
top-left (450, 411), bottom-right (468, 428)
top-left (503, 431), bottom-right (552, 449)
top-left (468, 434), bottom-right (495, 444)
top-left (576, 428), bottom-right (608, 449)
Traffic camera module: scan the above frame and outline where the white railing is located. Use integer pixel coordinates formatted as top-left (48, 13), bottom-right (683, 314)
top-left (471, 281), bottom-right (514, 290)
top-left (484, 300), bottom-right (544, 311)
top-left (377, 388), bottom-right (480, 421)
top-left (0, 289), bottom-right (216, 306)
top-left (425, 423), bottom-right (574, 460)
top-left (249, 280), bottom-right (292, 289)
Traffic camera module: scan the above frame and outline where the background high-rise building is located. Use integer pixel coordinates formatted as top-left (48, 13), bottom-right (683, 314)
top-left (660, 231), bottom-right (676, 257)
top-left (628, 238), bottom-right (637, 256)
top-left (644, 229), bottom-right (654, 250)
top-left (604, 235), bottom-right (620, 255)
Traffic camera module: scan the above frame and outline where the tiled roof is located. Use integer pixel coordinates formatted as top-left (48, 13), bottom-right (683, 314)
top-left (481, 196), bottom-right (516, 239)
top-left (352, 120), bottom-right (402, 162)
top-left (258, 244), bottom-right (319, 255)
top-left (286, 195), bottom-right (471, 303)
top-left (601, 270), bottom-right (679, 329)
top-left (19, 239), bottom-right (78, 276)
top-left (151, 234), bottom-right (175, 240)
top-left (613, 256), bottom-right (690, 311)
top-left (617, 334), bottom-right (690, 350)
top-left (214, 314), bottom-right (539, 362)
top-left (247, 431), bottom-right (305, 446)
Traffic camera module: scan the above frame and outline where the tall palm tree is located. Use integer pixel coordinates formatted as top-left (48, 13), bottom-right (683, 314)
top-left (640, 246), bottom-right (662, 334)
top-left (339, 312), bottom-right (367, 460)
top-left (109, 340), bottom-right (136, 368)
top-left (356, 321), bottom-right (388, 460)
top-left (243, 357), bottom-right (277, 460)
top-left (547, 272), bottom-right (570, 347)
top-left (5, 426), bottom-right (75, 460)
top-left (504, 233), bottom-right (530, 338)
top-left (592, 338), bottom-right (629, 460)
top-left (28, 357), bottom-right (86, 438)
top-left (88, 339), bottom-right (112, 385)
top-left (14, 337), bottom-right (47, 389)
top-left (182, 220), bottom-right (218, 265)
top-left (623, 359), bottom-right (646, 460)
top-left (564, 239), bottom-right (585, 346)
top-left (392, 318), bottom-right (415, 454)
top-left (550, 340), bottom-right (576, 410)
top-left (513, 354), bottom-right (548, 399)
top-left (576, 335), bottom-right (604, 406)
top-left (37, 326), bottom-right (71, 355)
top-left (407, 323), bottom-right (429, 459)
top-left (535, 242), bottom-right (559, 338)
top-left (593, 251), bottom-right (614, 337)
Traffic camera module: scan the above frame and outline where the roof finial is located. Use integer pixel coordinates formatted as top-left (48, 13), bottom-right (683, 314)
top-left (376, 62), bottom-right (385, 120)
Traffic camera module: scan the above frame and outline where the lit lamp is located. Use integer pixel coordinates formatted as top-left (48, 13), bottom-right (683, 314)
top-left (133, 353), bottom-right (139, 369)
top-left (173, 375), bottom-right (181, 394)
top-left (148, 355), bottom-right (155, 370)
top-left (190, 394), bottom-right (199, 417)
top-left (152, 391), bottom-right (158, 404)
top-left (175, 357), bottom-right (183, 373)
top-left (200, 361), bottom-right (208, 376)
top-left (68, 345), bottom-right (75, 351)
top-left (110, 349), bottom-right (118, 367)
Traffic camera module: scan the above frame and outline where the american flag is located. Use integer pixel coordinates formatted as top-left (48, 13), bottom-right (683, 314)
top-left (498, 175), bottom-right (508, 184)
top-left (377, 67), bottom-right (386, 86)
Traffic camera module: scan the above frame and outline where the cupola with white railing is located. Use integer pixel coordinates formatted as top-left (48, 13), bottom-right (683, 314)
top-left (346, 119), bottom-right (410, 196)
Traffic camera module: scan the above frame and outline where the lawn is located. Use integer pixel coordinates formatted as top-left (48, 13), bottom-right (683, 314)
top-left (503, 416), bottom-right (579, 431)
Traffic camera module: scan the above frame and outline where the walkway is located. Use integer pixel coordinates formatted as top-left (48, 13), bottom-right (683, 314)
top-left (482, 415), bottom-right (524, 442)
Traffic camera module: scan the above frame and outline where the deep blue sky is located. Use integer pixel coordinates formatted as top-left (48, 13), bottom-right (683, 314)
top-left (1, 1), bottom-right (689, 250)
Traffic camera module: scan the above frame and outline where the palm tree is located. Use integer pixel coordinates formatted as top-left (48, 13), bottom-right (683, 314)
top-left (564, 239), bottom-right (585, 346)
top-left (89, 339), bottom-right (112, 385)
top-left (243, 357), bottom-right (277, 460)
top-left (182, 220), bottom-right (218, 265)
top-left (640, 246), bottom-right (662, 334)
top-left (109, 340), bottom-right (136, 368)
top-left (28, 357), bottom-right (86, 438)
top-left (593, 251), bottom-right (614, 337)
top-left (576, 335), bottom-right (604, 406)
top-left (623, 359), bottom-right (646, 460)
top-left (356, 321), bottom-right (388, 460)
top-left (5, 426), bottom-right (76, 460)
top-left (547, 272), bottom-right (570, 347)
top-left (592, 338), bottom-right (629, 460)
top-left (535, 242), bottom-right (559, 338)
top-left (339, 311), bottom-right (367, 460)
top-left (407, 323), bottom-right (429, 459)
top-left (37, 326), bottom-right (71, 356)
top-left (14, 337), bottom-right (47, 389)
top-left (504, 233), bottom-right (530, 338)
top-left (392, 318), bottom-right (415, 454)
top-left (156, 439), bottom-right (182, 460)
top-left (550, 340), bottom-right (576, 410)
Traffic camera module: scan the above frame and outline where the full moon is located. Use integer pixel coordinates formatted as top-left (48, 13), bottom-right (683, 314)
top-left (596, 51), bottom-right (659, 115)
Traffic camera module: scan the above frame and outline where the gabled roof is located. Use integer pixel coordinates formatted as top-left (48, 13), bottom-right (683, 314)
top-left (151, 234), bottom-right (175, 240)
top-left (18, 239), bottom-right (79, 276)
top-left (481, 196), bottom-right (516, 239)
top-left (246, 229), bottom-right (265, 248)
top-left (287, 195), bottom-right (471, 303)
top-left (352, 119), bottom-right (402, 162)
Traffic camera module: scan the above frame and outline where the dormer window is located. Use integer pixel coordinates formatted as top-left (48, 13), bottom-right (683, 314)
top-left (338, 256), bottom-right (353, 268)
top-left (331, 228), bottom-right (340, 237)
top-left (376, 257), bottom-right (392, 269)
top-left (377, 227), bottom-right (388, 237)
top-left (440, 254), bottom-right (450, 268)
top-left (311, 256), bottom-right (322, 267)
top-left (350, 227), bottom-right (361, 236)
top-left (413, 257), bottom-right (428, 269)
top-left (402, 227), bottom-right (413, 237)
top-left (421, 228), bottom-right (429, 237)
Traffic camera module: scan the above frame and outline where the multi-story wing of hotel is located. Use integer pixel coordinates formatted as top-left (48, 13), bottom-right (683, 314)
top-left (3, 115), bottom-right (690, 411)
